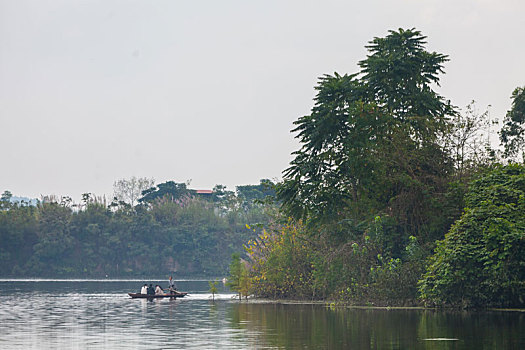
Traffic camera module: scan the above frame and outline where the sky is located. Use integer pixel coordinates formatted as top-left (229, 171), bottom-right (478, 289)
top-left (1, 0), bottom-right (524, 202)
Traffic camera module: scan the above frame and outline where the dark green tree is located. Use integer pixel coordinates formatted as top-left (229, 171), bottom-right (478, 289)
top-left (237, 179), bottom-right (276, 202)
top-left (359, 28), bottom-right (452, 133)
top-left (1, 190), bottom-right (13, 208)
top-left (237, 179), bottom-right (276, 211)
top-left (139, 181), bottom-right (194, 204)
top-left (278, 28), bottom-right (456, 248)
top-left (500, 86), bottom-right (525, 159)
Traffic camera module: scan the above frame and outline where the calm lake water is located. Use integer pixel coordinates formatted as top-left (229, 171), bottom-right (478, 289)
top-left (0, 280), bottom-right (523, 349)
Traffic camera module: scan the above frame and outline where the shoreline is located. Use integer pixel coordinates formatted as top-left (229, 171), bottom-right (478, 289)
top-left (237, 297), bottom-right (525, 312)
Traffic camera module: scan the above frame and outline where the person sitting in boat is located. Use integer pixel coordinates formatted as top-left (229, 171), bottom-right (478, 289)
top-left (155, 285), bottom-right (165, 295)
top-left (141, 284), bottom-right (148, 294)
top-left (168, 276), bottom-right (177, 294)
top-left (147, 284), bottom-right (155, 295)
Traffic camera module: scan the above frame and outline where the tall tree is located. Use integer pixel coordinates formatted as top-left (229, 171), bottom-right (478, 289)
top-left (359, 28), bottom-right (452, 131)
top-left (279, 73), bottom-right (382, 225)
top-left (500, 86), bottom-right (525, 159)
top-left (278, 28), bottom-right (456, 245)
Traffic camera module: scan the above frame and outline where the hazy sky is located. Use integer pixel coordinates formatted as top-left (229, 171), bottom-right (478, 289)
top-left (1, 0), bottom-right (524, 201)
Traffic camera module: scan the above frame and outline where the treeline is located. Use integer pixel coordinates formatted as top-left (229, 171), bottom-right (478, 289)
top-left (229, 28), bottom-right (525, 308)
top-left (0, 180), bottom-right (276, 278)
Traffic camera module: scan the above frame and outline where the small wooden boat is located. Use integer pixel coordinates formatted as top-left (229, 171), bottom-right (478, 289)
top-left (128, 292), bottom-right (188, 299)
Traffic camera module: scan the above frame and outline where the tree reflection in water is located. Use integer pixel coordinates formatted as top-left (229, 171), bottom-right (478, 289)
top-left (228, 302), bottom-right (524, 349)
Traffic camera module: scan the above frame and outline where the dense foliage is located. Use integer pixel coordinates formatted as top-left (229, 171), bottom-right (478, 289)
top-left (238, 28), bottom-right (524, 308)
top-left (0, 180), bottom-right (275, 278)
top-left (257, 28), bottom-right (458, 304)
top-left (419, 164), bottom-right (525, 308)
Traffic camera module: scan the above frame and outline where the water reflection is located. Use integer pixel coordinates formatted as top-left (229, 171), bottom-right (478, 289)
top-left (0, 281), bottom-right (523, 349)
top-left (228, 303), bottom-right (525, 349)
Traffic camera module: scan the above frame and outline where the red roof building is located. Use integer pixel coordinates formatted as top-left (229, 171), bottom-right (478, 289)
top-left (195, 190), bottom-right (213, 195)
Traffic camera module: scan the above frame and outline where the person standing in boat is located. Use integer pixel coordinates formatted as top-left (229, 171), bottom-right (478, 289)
top-left (141, 284), bottom-right (148, 294)
top-left (168, 276), bottom-right (177, 294)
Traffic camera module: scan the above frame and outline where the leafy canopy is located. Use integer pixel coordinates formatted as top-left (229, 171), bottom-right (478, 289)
top-left (278, 28), bottom-right (455, 244)
top-left (360, 28), bottom-right (451, 126)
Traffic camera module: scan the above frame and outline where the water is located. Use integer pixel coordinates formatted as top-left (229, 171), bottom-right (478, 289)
top-left (0, 280), bottom-right (523, 349)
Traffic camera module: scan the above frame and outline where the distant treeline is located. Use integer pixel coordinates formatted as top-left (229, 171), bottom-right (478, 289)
top-left (0, 180), bottom-right (276, 278)
top-left (225, 28), bottom-right (525, 309)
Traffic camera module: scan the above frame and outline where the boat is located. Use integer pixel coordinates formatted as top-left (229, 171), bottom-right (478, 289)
top-left (128, 292), bottom-right (188, 299)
